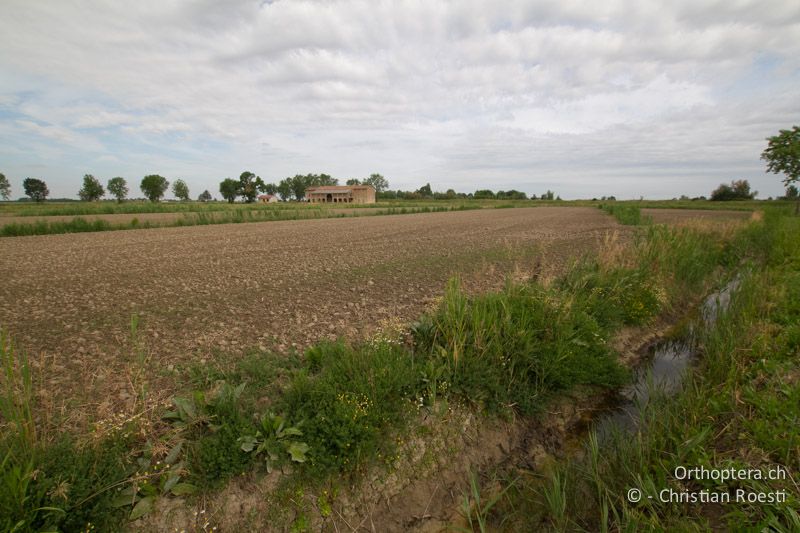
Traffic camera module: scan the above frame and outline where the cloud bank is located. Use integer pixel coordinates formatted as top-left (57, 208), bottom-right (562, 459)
top-left (1, 0), bottom-right (798, 198)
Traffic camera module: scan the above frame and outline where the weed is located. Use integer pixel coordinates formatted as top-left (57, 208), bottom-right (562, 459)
top-left (280, 340), bottom-right (420, 477)
top-left (455, 471), bottom-right (516, 533)
top-left (600, 204), bottom-right (650, 226)
top-left (414, 278), bottom-right (626, 415)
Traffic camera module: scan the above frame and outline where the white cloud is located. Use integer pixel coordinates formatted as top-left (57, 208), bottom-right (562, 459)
top-left (0, 0), bottom-right (798, 198)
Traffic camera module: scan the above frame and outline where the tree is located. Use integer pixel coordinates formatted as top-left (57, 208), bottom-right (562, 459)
top-left (23, 178), bottom-right (49, 202)
top-left (363, 173), bottom-right (389, 192)
top-left (496, 189), bottom-right (527, 200)
top-left (239, 171), bottom-right (266, 203)
top-left (276, 179), bottom-right (292, 201)
top-left (784, 184), bottom-right (799, 201)
top-left (762, 126), bottom-right (800, 214)
top-left (172, 179), bottom-right (190, 201)
top-left (416, 183), bottom-right (432, 198)
top-left (279, 173), bottom-right (338, 201)
top-left (198, 190), bottom-right (213, 202)
top-left (219, 178), bottom-right (241, 203)
top-left (262, 183), bottom-right (278, 195)
top-left (710, 179), bottom-right (756, 201)
top-left (474, 189), bottom-right (495, 199)
top-left (284, 175), bottom-right (304, 201)
top-left (140, 174), bottom-right (169, 202)
top-left (346, 178), bottom-right (361, 185)
top-left (78, 174), bottom-right (105, 201)
top-left (107, 177), bottom-right (128, 203)
top-left (0, 173), bottom-right (10, 201)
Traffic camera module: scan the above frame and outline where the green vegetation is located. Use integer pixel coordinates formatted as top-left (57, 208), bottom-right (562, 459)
top-left (710, 179), bottom-right (757, 201)
top-left (78, 174), bottom-right (105, 202)
top-left (107, 177), bottom-right (128, 203)
top-left (0, 203), bottom-right (481, 237)
top-left (762, 125), bottom-right (800, 213)
top-left (413, 278), bottom-right (627, 416)
top-left (486, 208), bottom-right (800, 531)
top-left (0, 332), bottom-right (135, 531)
top-left (22, 178), bottom-right (49, 203)
top-left (139, 174), bottom-right (169, 202)
top-left (762, 126), bottom-right (800, 187)
top-left (172, 179), bottom-right (190, 202)
top-left (1, 218), bottom-right (115, 237)
top-left (599, 203), bottom-right (650, 225)
top-left (0, 173), bottom-right (11, 201)
top-left (3, 204), bottom-right (796, 530)
top-left (219, 178), bottom-right (240, 203)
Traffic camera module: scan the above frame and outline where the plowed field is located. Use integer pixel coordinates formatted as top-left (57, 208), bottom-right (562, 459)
top-left (2, 207), bottom-right (626, 422)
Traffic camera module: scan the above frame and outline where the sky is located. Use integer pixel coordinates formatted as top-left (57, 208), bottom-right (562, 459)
top-left (1, 0), bottom-right (799, 200)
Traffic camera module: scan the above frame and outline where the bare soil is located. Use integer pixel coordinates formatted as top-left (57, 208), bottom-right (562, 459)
top-left (1, 207), bottom-right (623, 426)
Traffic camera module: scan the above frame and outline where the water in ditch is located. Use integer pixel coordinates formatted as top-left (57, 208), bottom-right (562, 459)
top-left (591, 277), bottom-right (740, 441)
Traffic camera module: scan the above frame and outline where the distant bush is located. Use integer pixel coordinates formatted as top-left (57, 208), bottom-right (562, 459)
top-left (710, 179), bottom-right (757, 201)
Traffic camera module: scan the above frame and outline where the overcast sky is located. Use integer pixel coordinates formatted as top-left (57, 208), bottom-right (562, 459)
top-left (1, 1), bottom-right (798, 200)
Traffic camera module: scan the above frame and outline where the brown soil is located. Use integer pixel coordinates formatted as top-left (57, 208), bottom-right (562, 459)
top-left (1, 207), bottom-right (623, 427)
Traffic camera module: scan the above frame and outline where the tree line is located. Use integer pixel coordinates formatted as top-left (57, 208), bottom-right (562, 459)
top-left (0, 174), bottom-right (202, 204)
top-left (1, 124), bottom-right (796, 205)
top-left (218, 172), bottom-right (390, 203)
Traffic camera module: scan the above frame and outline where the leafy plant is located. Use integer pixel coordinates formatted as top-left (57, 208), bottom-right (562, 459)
top-left (111, 441), bottom-right (196, 521)
top-left (238, 413), bottom-right (309, 473)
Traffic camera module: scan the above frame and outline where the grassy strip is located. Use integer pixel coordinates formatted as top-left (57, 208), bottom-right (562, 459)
top-left (0, 204), bottom-right (481, 237)
top-left (0, 199), bottom-right (514, 217)
top-left (599, 203), bottom-right (652, 225)
top-left (0, 210), bottom-right (755, 530)
top-left (495, 208), bottom-right (800, 531)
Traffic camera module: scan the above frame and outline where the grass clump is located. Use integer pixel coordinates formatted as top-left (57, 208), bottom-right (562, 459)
top-left (600, 203), bottom-right (650, 225)
top-left (279, 340), bottom-right (420, 477)
top-left (1, 217), bottom-right (112, 236)
top-left (412, 279), bottom-right (627, 416)
top-left (0, 332), bottom-right (135, 532)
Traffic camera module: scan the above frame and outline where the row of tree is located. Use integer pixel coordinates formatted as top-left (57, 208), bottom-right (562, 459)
top-left (0, 171), bottom-right (559, 203)
top-left (0, 173), bottom-right (213, 203)
top-left (218, 172), bottom-right (390, 203)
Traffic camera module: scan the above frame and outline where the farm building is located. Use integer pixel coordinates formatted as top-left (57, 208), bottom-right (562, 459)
top-left (258, 194), bottom-right (278, 203)
top-left (306, 185), bottom-right (376, 204)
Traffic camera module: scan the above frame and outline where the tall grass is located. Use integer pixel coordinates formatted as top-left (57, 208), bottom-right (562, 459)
top-left (0, 203), bottom-right (484, 237)
top-left (412, 279), bottom-right (627, 415)
top-left (599, 203), bottom-right (651, 226)
top-left (1, 218), bottom-right (113, 237)
top-left (497, 209), bottom-right (800, 531)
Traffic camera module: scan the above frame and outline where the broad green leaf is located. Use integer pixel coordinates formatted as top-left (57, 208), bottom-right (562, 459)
top-left (287, 442), bottom-right (309, 463)
top-left (164, 442), bottom-right (183, 465)
top-left (162, 472), bottom-right (180, 494)
top-left (170, 483), bottom-right (197, 496)
top-left (129, 496), bottom-right (154, 520)
top-left (173, 397), bottom-right (196, 419)
top-left (238, 435), bottom-right (258, 452)
top-left (111, 494), bottom-right (138, 508)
